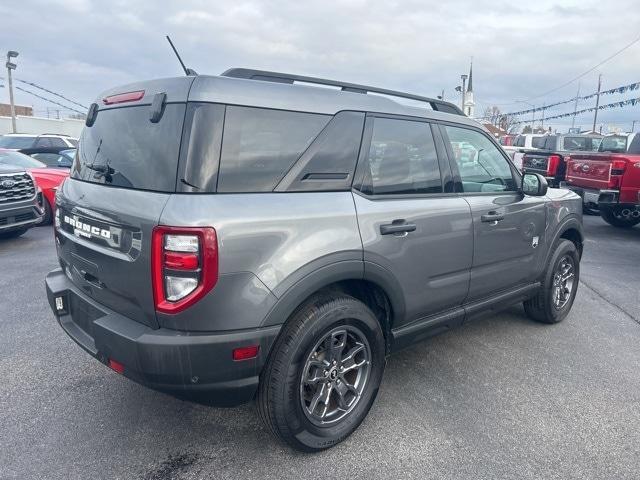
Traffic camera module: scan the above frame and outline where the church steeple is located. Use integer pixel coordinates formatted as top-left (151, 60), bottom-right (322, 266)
top-left (463, 58), bottom-right (475, 117)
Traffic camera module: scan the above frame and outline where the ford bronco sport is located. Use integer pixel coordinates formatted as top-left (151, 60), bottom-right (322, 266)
top-left (46, 69), bottom-right (584, 451)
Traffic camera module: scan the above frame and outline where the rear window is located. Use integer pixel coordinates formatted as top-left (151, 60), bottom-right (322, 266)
top-left (531, 137), bottom-right (546, 149)
top-left (598, 136), bottom-right (627, 153)
top-left (563, 136), bottom-right (599, 151)
top-left (71, 104), bottom-right (186, 192)
top-left (217, 107), bottom-right (330, 192)
top-left (0, 136), bottom-right (35, 149)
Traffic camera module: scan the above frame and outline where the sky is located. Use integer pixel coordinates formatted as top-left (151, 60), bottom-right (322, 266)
top-left (1, 0), bottom-right (639, 133)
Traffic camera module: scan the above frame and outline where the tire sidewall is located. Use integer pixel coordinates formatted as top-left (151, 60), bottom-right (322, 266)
top-left (276, 298), bottom-right (385, 450)
top-left (544, 240), bottom-right (580, 323)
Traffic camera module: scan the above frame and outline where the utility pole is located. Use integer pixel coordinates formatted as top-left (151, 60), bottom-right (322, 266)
top-left (632, 120), bottom-right (636, 132)
top-left (541, 103), bottom-right (545, 129)
top-left (5, 50), bottom-right (19, 133)
top-left (571, 83), bottom-right (580, 129)
top-left (592, 74), bottom-right (602, 133)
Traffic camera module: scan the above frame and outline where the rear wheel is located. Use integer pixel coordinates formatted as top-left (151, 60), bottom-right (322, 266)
top-left (600, 206), bottom-right (640, 228)
top-left (258, 294), bottom-right (385, 452)
top-left (524, 239), bottom-right (580, 324)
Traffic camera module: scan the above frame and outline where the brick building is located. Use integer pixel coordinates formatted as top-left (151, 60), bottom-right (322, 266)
top-left (0, 103), bottom-right (33, 117)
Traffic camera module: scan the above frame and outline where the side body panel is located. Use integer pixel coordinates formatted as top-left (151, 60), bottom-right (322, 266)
top-left (464, 193), bottom-right (547, 301)
top-left (159, 192), bottom-right (363, 331)
top-left (353, 192), bottom-right (473, 328)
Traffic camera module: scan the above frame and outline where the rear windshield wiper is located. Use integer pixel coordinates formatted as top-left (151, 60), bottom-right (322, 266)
top-left (84, 163), bottom-right (114, 174)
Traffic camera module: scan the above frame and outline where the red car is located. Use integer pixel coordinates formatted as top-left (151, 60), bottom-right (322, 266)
top-left (0, 149), bottom-right (69, 224)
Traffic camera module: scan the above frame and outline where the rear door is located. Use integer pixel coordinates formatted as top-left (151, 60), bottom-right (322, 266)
top-left (353, 115), bottom-right (473, 328)
top-left (440, 124), bottom-right (547, 302)
top-left (55, 86), bottom-right (190, 328)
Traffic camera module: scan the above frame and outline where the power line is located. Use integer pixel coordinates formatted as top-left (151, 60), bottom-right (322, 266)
top-left (12, 85), bottom-right (86, 115)
top-left (15, 78), bottom-right (88, 109)
top-left (476, 33), bottom-right (640, 107)
top-left (0, 75), bottom-right (88, 110)
top-left (523, 33), bottom-right (640, 101)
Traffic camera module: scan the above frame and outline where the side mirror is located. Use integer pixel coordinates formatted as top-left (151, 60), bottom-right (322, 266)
top-left (522, 172), bottom-right (548, 196)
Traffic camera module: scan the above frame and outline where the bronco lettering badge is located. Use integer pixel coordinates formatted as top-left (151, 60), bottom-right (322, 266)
top-left (63, 215), bottom-right (111, 240)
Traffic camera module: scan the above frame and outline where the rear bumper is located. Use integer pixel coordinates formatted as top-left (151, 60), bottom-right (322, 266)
top-left (560, 185), bottom-right (636, 208)
top-left (45, 268), bottom-right (280, 406)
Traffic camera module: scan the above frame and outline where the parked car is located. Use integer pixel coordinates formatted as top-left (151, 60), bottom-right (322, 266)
top-left (565, 133), bottom-right (640, 228)
top-left (0, 133), bottom-right (78, 149)
top-left (0, 164), bottom-right (44, 238)
top-left (19, 147), bottom-right (75, 169)
top-left (522, 134), bottom-right (603, 187)
top-left (45, 69), bottom-right (583, 451)
top-left (0, 149), bottom-right (69, 224)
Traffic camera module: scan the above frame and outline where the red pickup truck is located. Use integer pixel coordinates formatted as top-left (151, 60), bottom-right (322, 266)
top-left (565, 134), bottom-right (640, 228)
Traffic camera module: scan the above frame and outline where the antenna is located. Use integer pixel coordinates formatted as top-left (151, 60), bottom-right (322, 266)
top-left (166, 35), bottom-right (198, 76)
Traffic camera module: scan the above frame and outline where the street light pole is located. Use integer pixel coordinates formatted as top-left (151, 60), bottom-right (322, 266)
top-left (5, 50), bottom-right (19, 134)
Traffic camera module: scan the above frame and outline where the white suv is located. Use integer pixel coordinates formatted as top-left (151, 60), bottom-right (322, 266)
top-left (0, 133), bottom-right (78, 149)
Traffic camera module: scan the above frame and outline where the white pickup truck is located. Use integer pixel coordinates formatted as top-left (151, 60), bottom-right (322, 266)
top-left (501, 134), bottom-right (546, 170)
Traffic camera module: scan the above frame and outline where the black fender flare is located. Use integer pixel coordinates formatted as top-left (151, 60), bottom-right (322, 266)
top-left (260, 258), bottom-right (406, 329)
top-left (544, 214), bottom-right (584, 266)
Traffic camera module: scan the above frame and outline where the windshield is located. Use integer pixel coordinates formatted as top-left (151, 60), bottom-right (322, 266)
top-left (563, 136), bottom-right (601, 151)
top-left (0, 136), bottom-right (35, 149)
top-left (598, 136), bottom-right (627, 153)
top-left (0, 150), bottom-right (46, 168)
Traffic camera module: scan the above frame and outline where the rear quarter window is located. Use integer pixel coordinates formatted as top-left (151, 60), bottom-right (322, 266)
top-left (217, 107), bottom-right (330, 192)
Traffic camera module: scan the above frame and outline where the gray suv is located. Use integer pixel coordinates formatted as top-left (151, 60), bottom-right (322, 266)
top-left (45, 69), bottom-right (583, 451)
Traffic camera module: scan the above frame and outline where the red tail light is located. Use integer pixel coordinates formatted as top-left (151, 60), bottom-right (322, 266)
top-left (151, 226), bottom-right (218, 314)
top-left (233, 345), bottom-right (260, 361)
top-left (547, 155), bottom-right (561, 176)
top-left (102, 90), bottom-right (145, 105)
top-left (611, 159), bottom-right (626, 175)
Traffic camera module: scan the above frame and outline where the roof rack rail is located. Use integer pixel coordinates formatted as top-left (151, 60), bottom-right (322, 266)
top-left (221, 68), bottom-right (464, 116)
top-left (39, 133), bottom-right (71, 137)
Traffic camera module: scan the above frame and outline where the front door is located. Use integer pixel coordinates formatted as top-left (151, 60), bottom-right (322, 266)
top-left (353, 116), bottom-right (473, 328)
top-left (440, 124), bottom-right (547, 302)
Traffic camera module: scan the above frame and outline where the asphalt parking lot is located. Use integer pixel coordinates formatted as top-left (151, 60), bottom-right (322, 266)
top-left (1, 216), bottom-right (639, 480)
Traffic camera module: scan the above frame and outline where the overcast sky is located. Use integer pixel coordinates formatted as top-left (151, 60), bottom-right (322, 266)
top-left (1, 0), bottom-right (639, 132)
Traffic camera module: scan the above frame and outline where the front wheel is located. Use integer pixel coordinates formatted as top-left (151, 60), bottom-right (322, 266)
top-left (524, 239), bottom-right (580, 324)
top-left (600, 206), bottom-right (640, 228)
top-left (257, 295), bottom-right (385, 452)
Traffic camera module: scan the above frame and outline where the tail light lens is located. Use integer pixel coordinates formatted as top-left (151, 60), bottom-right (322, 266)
top-left (151, 226), bottom-right (218, 314)
top-left (102, 90), bottom-right (145, 105)
top-left (547, 155), bottom-right (561, 176)
top-left (611, 159), bottom-right (626, 176)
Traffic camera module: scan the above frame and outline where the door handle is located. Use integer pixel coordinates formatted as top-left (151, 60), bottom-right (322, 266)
top-left (380, 220), bottom-right (417, 235)
top-left (481, 211), bottom-right (505, 223)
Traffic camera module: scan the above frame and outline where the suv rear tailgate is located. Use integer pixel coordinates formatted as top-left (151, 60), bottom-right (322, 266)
top-left (56, 179), bottom-right (169, 328)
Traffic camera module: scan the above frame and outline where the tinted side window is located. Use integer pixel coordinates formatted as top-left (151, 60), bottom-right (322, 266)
top-left (35, 137), bottom-right (53, 147)
top-left (49, 137), bottom-right (68, 148)
top-left (444, 125), bottom-right (517, 193)
top-left (360, 118), bottom-right (441, 195)
top-left (217, 107), bottom-right (330, 192)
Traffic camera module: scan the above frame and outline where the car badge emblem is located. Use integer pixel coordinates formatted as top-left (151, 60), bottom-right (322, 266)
top-left (581, 164), bottom-right (590, 172)
top-left (1, 179), bottom-right (16, 188)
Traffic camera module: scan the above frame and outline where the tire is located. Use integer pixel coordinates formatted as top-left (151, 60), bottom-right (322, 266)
top-left (524, 239), bottom-right (580, 324)
top-left (258, 294), bottom-right (385, 452)
top-left (0, 228), bottom-right (28, 239)
top-left (600, 206), bottom-right (640, 228)
top-left (40, 198), bottom-right (52, 225)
